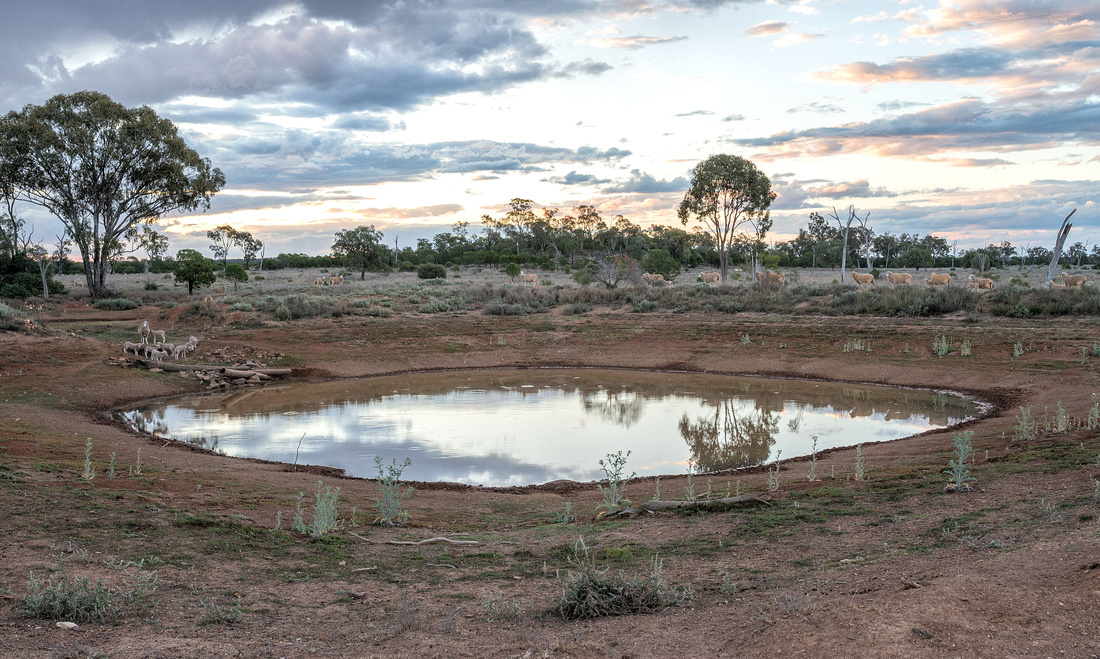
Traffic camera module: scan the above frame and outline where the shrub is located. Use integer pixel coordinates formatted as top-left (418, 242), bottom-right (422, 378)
top-left (274, 305), bottom-right (292, 321)
top-left (944, 430), bottom-right (976, 492)
top-left (143, 281), bottom-right (159, 291)
top-left (596, 451), bottom-right (635, 515)
top-left (20, 567), bottom-right (157, 623)
top-left (93, 297), bottom-right (141, 311)
top-left (417, 263), bottom-right (447, 279)
top-left (551, 537), bottom-right (691, 620)
top-left (373, 456), bottom-right (414, 527)
top-left (484, 302), bottom-right (532, 316)
top-left (0, 302), bottom-right (25, 331)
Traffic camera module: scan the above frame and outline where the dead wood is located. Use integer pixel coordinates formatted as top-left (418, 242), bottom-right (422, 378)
top-left (348, 531), bottom-right (478, 546)
top-left (611, 493), bottom-right (771, 517)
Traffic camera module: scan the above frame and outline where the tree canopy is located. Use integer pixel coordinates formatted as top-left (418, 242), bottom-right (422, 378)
top-left (2, 91), bottom-right (224, 297)
top-left (331, 225), bottom-right (391, 279)
top-left (678, 154), bottom-right (774, 282)
top-left (172, 249), bottom-right (217, 295)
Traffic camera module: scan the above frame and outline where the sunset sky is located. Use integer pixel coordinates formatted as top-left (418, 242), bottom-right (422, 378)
top-left (2, 0), bottom-right (1098, 257)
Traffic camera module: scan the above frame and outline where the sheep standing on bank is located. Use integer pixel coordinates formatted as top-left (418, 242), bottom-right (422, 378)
top-left (886, 272), bottom-right (912, 285)
top-left (122, 342), bottom-right (142, 356)
top-left (150, 329), bottom-right (167, 344)
top-left (968, 274), bottom-right (994, 290)
top-left (1061, 272), bottom-right (1087, 288)
top-left (925, 273), bottom-right (951, 287)
top-left (851, 272), bottom-right (875, 289)
top-left (139, 320), bottom-right (151, 344)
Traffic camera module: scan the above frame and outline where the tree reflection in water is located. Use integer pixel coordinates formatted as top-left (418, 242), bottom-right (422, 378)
top-left (581, 389), bottom-right (645, 427)
top-left (679, 399), bottom-right (780, 471)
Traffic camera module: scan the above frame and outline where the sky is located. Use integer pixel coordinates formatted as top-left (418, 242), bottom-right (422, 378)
top-left (2, 0), bottom-right (1098, 258)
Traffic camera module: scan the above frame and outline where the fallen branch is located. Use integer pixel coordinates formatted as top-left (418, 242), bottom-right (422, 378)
top-left (347, 531), bottom-right (478, 546)
top-left (611, 493), bottom-right (771, 517)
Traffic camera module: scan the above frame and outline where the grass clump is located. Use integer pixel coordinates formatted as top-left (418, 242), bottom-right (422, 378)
top-left (551, 537), bottom-right (691, 620)
top-left (20, 567), bottom-right (157, 623)
top-left (0, 301), bottom-right (25, 331)
top-left (373, 456), bottom-right (414, 527)
top-left (290, 481), bottom-right (342, 538)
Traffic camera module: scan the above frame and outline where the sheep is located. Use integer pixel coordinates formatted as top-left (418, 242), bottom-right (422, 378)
top-left (329, 275), bottom-right (344, 286)
top-left (885, 271), bottom-right (912, 285)
top-left (211, 286), bottom-right (225, 294)
top-left (171, 343), bottom-right (190, 360)
top-left (148, 349), bottom-right (168, 362)
top-left (314, 277), bottom-right (324, 286)
top-left (73, 280), bottom-right (83, 287)
top-left (924, 273), bottom-right (951, 287)
top-left (851, 272), bottom-right (876, 289)
top-left (754, 270), bottom-right (785, 285)
top-left (968, 273), bottom-right (994, 290)
top-left (520, 272), bottom-right (538, 285)
top-left (150, 329), bottom-right (167, 344)
top-left (122, 341), bottom-right (142, 356)
top-left (700, 272), bottom-right (720, 284)
top-left (203, 295), bottom-right (215, 304)
top-left (139, 320), bottom-right (151, 344)
top-left (1061, 272), bottom-right (1087, 288)
top-left (141, 344), bottom-right (157, 358)
top-left (643, 273), bottom-right (666, 285)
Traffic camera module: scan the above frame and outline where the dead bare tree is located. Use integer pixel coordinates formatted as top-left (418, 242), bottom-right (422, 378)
top-left (1045, 208), bottom-right (1077, 287)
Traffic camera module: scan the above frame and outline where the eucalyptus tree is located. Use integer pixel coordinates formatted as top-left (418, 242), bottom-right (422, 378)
top-left (1045, 209), bottom-right (1077, 287)
top-left (3, 91), bottom-right (224, 297)
top-left (678, 154), bottom-right (775, 282)
top-left (331, 225), bottom-right (391, 279)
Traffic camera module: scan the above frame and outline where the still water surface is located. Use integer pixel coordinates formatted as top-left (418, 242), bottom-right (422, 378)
top-left (120, 369), bottom-right (981, 486)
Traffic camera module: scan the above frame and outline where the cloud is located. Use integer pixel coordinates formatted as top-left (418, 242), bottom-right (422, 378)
top-left (786, 101), bottom-right (844, 114)
top-left (588, 35), bottom-right (689, 49)
top-left (722, 114), bottom-right (746, 122)
top-left (602, 169), bottom-right (689, 194)
top-left (770, 178), bottom-right (898, 210)
top-left (674, 110), bottom-right (714, 117)
top-left (746, 21), bottom-right (789, 37)
top-left (331, 115), bottom-right (406, 132)
top-left (544, 170), bottom-right (613, 186)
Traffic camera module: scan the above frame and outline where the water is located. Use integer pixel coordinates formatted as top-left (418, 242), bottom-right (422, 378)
top-left (118, 369), bottom-right (982, 486)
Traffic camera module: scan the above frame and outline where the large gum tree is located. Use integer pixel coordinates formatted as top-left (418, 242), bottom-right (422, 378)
top-left (678, 154), bottom-right (775, 282)
top-left (3, 91), bottom-right (225, 297)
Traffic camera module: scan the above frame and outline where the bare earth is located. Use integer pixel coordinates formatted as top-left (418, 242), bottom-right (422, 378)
top-left (1, 269), bottom-right (1099, 658)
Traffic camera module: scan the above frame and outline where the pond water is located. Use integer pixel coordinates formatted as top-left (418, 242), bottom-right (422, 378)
top-left (118, 369), bottom-right (982, 487)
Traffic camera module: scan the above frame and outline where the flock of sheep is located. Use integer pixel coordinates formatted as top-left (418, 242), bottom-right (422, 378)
top-left (313, 275), bottom-right (344, 286)
top-left (122, 320), bottom-right (198, 361)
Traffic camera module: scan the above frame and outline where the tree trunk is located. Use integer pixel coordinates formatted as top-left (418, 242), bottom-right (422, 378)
top-left (1045, 209), bottom-right (1077, 287)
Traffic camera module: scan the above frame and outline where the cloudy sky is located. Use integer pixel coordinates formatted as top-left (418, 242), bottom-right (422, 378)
top-left (3, 0), bottom-right (1098, 256)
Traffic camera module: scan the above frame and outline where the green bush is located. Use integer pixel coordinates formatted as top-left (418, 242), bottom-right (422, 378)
top-left (0, 302), bottom-right (25, 331)
top-left (417, 263), bottom-right (447, 279)
top-left (93, 297), bottom-right (141, 311)
top-left (20, 567), bottom-right (157, 623)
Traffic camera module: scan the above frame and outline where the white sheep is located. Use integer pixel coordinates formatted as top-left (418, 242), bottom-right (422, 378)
top-left (139, 320), bottom-right (151, 344)
top-left (754, 270), bottom-right (785, 284)
top-left (885, 272), bottom-right (912, 285)
top-left (700, 272), bottom-right (720, 284)
top-left (850, 272), bottom-right (875, 289)
top-left (520, 272), bottom-right (538, 285)
top-left (148, 349), bottom-right (168, 361)
top-left (1061, 272), bottom-right (1087, 288)
top-left (925, 273), bottom-right (951, 286)
top-left (122, 341), bottom-right (142, 356)
top-left (643, 273), bottom-right (666, 285)
top-left (968, 274), bottom-right (994, 290)
top-left (150, 329), bottom-right (167, 344)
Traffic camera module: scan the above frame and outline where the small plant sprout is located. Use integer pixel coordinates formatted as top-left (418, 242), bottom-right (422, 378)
top-left (1013, 342), bottom-right (1025, 358)
top-left (372, 456), bottom-right (414, 527)
top-left (807, 436), bottom-right (820, 482)
top-left (555, 502), bottom-right (576, 524)
top-left (932, 335), bottom-right (950, 357)
top-left (81, 438), bottom-right (95, 481)
top-left (292, 492), bottom-right (307, 533)
top-left (684, 459), bottom-right (697, 501)
top-left (107, 452), bottom-right (117, 479)
top-left (1052, 403), bottom-right (1070, 434)
top-left (307, 480), bottom-right (342, 538)
top-left (1013, 406), bottom-right (1036, 442)
top-left (944, 430), bottom-right (977, 492)
top-left (960, 340), bottom-right (972, 357)
top-left (767, 450), bottom-right (782, 492)
top-left (901, 343), bottom-right (910, 354)
top-left (1088, 394), bottom-right (1099, 430)
top-left (651, 476), bottom-right (661, 501)
top-left (843, 337), bottom-right (872, 353)
top-left (854, 444), bottom-right (865, 481)
top-left (129, 447), bottom-right (143, 476)
top-left (1093, 342), bottom-right (1100, 357)
top-left (596, 450), bottom-right (636, 515)
top-left (740, 333), bottom-right (752, 345)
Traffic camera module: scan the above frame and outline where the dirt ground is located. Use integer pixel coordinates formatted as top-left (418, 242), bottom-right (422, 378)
top-left (1, 269), bottom-right (1099, 658)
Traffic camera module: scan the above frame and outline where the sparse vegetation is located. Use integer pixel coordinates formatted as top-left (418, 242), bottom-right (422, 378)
top-left (596, 450), bottom-right (635, 515)
top-left (945, 430), bottom-right (976, 492)
top-left (372, 456), bottom-right (414, 527)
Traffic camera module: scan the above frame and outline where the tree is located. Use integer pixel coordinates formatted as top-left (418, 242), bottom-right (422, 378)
top-left (172, 249), bottom-right (216, 295)
top-left (235, 231), bottom-right (263, 269)
top-left (331, 225), bottom-right (390, 279)
top-left (53, 229), bottom-right (70, 275)
top-left (678, 154), bottom-right (775, 282)
top-left (901, 246), bottom-right (933, 271)
top-left (207, 225), bottom-right (237, 269)
top-left (139, 227), bottom-right (169, 273)
top-left (641, 249), bottom-right (681, 281)
top-left (1045, 209), bottom-right (1077, 287)
top-left (595, 255), bottom-right (642, 289)
top-left (504, 261), bottom-right (521, 280)
top-left (4, 91), bottom-right (224, 297)
top-left (818, 205), bottom-right (870, 282)
top-left (224, 263), bottom-right (248, 291)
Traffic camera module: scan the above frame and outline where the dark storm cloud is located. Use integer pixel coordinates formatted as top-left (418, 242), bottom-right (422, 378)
top-left (331, 115), bottom-right (406, 132)
top-left (602, 169), bottom-right (688, 194)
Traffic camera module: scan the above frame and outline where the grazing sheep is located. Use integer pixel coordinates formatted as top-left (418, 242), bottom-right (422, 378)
top-left (74, 281), bottom-right (83, 287)
top-left (141, 344), bottom-right (157, 358)
top-left (150, 329), bottom-right (167, 344)
top-left (700, 272), bottom-right (720, 284)
top-left (314, 277), bottom-right (324, 286)
top-left (139, 320), bottom-right (151, 344)
top-left (1061, 272), bottom-right (1087, 288)
top-left (886, 271), bottom-right (912, 285)
top-left (329, 275), bottom-right (344, 286)
top-left (520, 272), bottom-right (538, 285)
top-left (643, 273), bottom-right (666, 285)
top-left (851, 272), bottom-right (876, 289)
top-left (148, 349), bottom-right (168, 361)
top-left (211, 286), bottom-right (225, 294)
top-left (968, 274), bottom-right (994, 290)
top-left (924, 273), bottom-right (951, 287)
top-left (754, 270), bottom-right (785, 285)
top-left (122, 341), bottom-right (142, 356)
